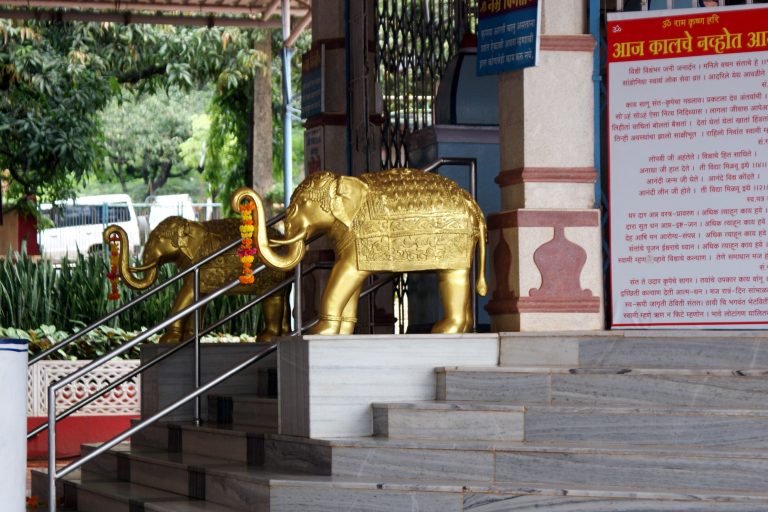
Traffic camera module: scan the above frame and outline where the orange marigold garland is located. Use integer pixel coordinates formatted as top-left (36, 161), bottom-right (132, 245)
top-left (107, 232), bottom-right (121, 301)
top-left (238, 198), bottom-right (258, 285)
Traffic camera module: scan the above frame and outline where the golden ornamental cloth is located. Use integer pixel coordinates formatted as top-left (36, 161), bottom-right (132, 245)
top-left (352, 169), bottom-right (480, 272)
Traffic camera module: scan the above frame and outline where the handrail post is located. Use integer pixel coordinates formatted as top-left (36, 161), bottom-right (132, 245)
top-left (53, 345), bottom-right (278, 482)
top-left (469, 158), bottom-right (478, 333)
top-left (47, 385), bottom-right (56, 512)
top-left (294, 261), bottom-right (303, 334)
top-left (194, 267), bottom-right (202, 425)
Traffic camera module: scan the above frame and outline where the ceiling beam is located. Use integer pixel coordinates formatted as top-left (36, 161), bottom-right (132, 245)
top-left (0, 0), bottom-right (308, 17)
top-left (0, 7), bottom-right (283, 25)
top-left (262, 0), bottom-right (279, 19)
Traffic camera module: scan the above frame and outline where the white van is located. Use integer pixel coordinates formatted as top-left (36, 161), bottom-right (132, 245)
top-left (147, 194), bottom-right (196, 232)
top-left (39, 194), bottom-right (141, 261)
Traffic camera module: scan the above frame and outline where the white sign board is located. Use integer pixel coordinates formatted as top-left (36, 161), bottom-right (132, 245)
top-left (608, 5), bottom-right (768, 328)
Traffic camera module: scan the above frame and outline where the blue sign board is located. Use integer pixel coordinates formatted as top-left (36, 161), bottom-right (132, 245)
top-left (477, 0), bottom-right (541, 76)
top-left (301, 44), bottom-right (324, 119)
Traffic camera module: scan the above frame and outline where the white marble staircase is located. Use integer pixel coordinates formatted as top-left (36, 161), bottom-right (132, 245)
top-left (32, 331), bottom-right (768, 511)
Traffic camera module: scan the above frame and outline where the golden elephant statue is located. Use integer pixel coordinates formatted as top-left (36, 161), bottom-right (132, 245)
top-left (231, 168), bottom-right (487, 335)
top-left (104, 217), bottom-right (290, 342)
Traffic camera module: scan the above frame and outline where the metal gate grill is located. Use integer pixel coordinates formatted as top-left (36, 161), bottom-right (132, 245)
top-left (375, 0), bottom-right (475, 169)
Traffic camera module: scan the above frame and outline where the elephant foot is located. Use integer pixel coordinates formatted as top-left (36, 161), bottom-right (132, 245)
top-left (160, 330), bottom-right (183, 343)
top-left (258, 329), bottom-right (279, 342)
top-left (339, 317), bottom-right (357, 335)
top-left (309, 315), bottom-right (343, 335)
top-left (431, 318), bottom-right (469, 334)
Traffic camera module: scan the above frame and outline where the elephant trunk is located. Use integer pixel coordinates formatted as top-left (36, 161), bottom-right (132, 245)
top-left (231, 187), bottom-right (306, 271)
top-left (103, 225), bottom-right (158, 290)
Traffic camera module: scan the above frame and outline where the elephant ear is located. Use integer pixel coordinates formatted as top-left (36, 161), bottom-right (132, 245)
top-left (331, 176), bottom-right (369, 228)
top-left (176, 220), bottom-right (194, 261)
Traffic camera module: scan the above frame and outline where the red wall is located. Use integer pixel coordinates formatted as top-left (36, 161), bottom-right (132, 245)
top-left (27, 415), bottom-right (139, 459)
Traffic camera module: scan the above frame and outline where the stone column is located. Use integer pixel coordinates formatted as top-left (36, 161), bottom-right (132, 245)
top-left (305, 0), bottom-right (380, 176)
top-left (301, 0), bottom-right (387, 332)
top-left (485, 1), bottom-right (605, 331)
top-left (305, 0), bottom-right (347, 175)
top-left (251, 35), bottom-right (273, 198)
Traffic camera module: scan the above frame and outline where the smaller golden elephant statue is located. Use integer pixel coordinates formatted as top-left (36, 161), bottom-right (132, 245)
top-left (104, 217), bottom-right (290, 342)
top-left (232, 168), bottom-right (487, 335)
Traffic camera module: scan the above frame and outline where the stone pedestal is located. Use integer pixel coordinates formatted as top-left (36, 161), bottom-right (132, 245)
top-left (277, 334), bottom-right (498, 438)
top-left (486, 1), bottom-right (604, 332)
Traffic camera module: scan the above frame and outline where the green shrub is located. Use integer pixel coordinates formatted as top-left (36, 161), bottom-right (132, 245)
top-left (0, 324), bottom-right (258, 360)
top-left (0, 324), bottom-right (155, 360)
top-left (0, 248), bottom-right (263, 339)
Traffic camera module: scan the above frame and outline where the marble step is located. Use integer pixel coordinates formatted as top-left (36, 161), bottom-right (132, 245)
top-left (257, 480), bottom-right (768, 512)
top-left (264, 434), bottom-right (768, 494)
top-left (524, 404), bottom-right (768, 447)
top-left (371, 401), bottom-right (768, 447)
top-left (500, 331), bottom-right (768, 368)
top-left (130, 420), bottom-right (274, 464)
top-left (78, 443), bottom-right (269, 510)
top-left (372, 401), bottom-right (525, 441)
top-left (29, 468), bottom-right (207, 512)
top-left (437, 366), bottom-right (768, 408)
top-left (206, 394), bottom-right (278, 428)
top-left (40, 447), bottom-right (768, 511)
top-left (29, 467), bottom-right (84, 510)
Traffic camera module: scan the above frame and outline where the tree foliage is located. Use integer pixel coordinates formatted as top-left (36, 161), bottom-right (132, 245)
top-left (0, 19), bottom-right (268, 202)
top-left (100, 87), bottom-right (211, 199)
top-left (173, 30), bottom-right (311, 214)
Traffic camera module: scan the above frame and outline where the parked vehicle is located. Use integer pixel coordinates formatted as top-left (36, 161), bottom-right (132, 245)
top-left (38, 194), bottom-right (141, 261)
top-left (147, 193), bottom-right (196, 232)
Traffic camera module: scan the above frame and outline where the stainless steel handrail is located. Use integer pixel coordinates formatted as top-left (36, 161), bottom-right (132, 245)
top-left (45, 261), bottom-right (284, 510)
top-left (28, 212), bottom-right (287, 366)
top-left (42, 251), bottom-right (338, 509)
top-left (50, 343), bottom-right (277, 485)
top-left (29, 257), bottom-right (332, 440)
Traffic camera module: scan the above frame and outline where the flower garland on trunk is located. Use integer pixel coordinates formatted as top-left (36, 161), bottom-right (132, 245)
top-left (107, 232), bottom-right (121, 300)
top-left (238, 199), bottom-right (258, 284)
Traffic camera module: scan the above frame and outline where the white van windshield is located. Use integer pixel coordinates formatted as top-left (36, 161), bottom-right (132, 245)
top-left (48, 204), bottom-right (133, 227)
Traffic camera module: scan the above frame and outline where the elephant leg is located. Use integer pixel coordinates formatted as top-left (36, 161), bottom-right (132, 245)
top-left (463, 289), bottom-right (473, 333)
top-left (259, 293), bottom-right (285, 342)
top-left (161, 279), bottom-right (194, 342)
top-left (310, 260), bottom-right (369, 335)
top-left (432, 269), bottom-right (471, 334)
top-left (339, 287), bottom-right (362, 335)
top-left (282, 289), bottom-right (291, 334)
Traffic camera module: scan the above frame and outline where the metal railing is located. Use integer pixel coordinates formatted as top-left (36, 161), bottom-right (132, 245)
top-left (34, 157), bottom-right (480, 511)
top-left (421, 157), bottom-right (479, 333)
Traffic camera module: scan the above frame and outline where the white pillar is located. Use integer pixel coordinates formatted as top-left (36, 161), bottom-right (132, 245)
top-left (486, 1), bottom-right (605, 332)
top-left (0, 338), bottom-right (28, 511)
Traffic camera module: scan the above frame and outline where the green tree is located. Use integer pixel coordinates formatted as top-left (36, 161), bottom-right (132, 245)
top-left (201, 30), bottom-right (310, 214)
top-left (100, 87), bottom-right (211, 199)
top-left (0, 19), bottom-right (267, 203)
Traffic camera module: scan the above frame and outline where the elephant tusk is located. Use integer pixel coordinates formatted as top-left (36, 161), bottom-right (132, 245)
top-left (268, 232), bottom-right (306, 247)
top-left (128, 262), bottom-right (156, 273)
